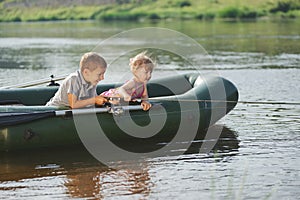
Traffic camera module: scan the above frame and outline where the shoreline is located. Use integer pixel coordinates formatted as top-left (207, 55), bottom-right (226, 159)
top-left (0, 16), bottom-right (299, 25)
top-left (1, 0), bottom-right (299, 23)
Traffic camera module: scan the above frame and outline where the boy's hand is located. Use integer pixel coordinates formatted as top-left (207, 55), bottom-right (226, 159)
top-left (141, 101), bottom-right (151, 111)
top-left (95, 96), bottom-right (107, 105)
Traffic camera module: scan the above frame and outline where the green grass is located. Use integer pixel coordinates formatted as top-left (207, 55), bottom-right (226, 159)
top-left (0, 0), bottom-right (300, 22)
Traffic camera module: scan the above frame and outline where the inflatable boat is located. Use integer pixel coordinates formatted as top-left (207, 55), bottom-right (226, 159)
top-left (0, 73), bottom-right (238, 152)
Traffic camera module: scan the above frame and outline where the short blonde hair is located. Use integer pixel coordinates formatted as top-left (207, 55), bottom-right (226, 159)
top-left (130, 51), bottom-right (155, 73)
top-left (80, 52), bottom-right (107, 72)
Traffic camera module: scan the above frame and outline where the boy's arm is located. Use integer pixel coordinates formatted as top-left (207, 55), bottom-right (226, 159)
top-left (68, 93), bottom-right (107, 109)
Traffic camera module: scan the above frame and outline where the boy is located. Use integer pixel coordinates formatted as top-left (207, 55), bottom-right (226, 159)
top-left (46, 52), bottom-right (107, 108)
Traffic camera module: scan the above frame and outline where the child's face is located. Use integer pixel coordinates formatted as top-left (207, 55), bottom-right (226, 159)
top-left (84, 66), bottom-right (106, 86)
top-left (135, 67), bottom-right (152, 83)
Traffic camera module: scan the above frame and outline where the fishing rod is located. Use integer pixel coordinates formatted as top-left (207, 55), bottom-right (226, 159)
top-left (0, 74), bottom-right (66, 89)
top-left (129, 97), bottom-right (300, 106)
top-left (229, 100), bottom-right (300, 106)
top-left (106, 97), bottom-right (300, 106)
top-left (2, 76), bottom-right (299, 106)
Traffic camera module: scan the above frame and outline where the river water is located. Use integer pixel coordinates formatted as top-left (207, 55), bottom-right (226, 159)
top-left (0, 19), bottom-right (299, 199)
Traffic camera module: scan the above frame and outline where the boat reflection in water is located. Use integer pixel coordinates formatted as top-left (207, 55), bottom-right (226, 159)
top-left (0, 125), bottom-right (239, 199)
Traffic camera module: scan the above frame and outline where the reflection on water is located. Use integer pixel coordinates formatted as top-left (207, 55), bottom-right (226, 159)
top-left (0, 125), bottom-right (238, 199)
top-left (65, 165), bottom-right (152, 199)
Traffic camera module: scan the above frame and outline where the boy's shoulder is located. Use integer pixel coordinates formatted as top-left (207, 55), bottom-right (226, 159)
top-left (67, 70), bottom-right (80, 78)
top-left (64, 70), bottom-right (81, 81)
top-left (62, 70), bottom-right (82, 86)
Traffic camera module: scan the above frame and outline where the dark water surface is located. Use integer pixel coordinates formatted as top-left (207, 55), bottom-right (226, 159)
top-left (0, 19), bottom-right (299, 199)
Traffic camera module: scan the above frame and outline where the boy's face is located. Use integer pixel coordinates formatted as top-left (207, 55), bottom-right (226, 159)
top-left (83, 66), bottom-right (106, 86)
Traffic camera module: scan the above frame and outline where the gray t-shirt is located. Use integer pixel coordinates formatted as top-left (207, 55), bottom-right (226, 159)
top-left (46, 70), bottom-right (97, 107)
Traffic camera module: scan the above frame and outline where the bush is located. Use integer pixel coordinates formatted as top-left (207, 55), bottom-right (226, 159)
top-left (239, 7), bottom-right (258, 19)
top-left (195, 13), bottom-right (203, 19)
top-left (115, 0), bottom-right (131, 4)
top-left (179, 1), bottom-right (191, 8)
top-left (219, 7), bottom-right (240, 18)
top-left (11, 16), bottom-right (21, 22)
top-left (270, 1), bottom-right (291, 13)
top-left (269, 0), bottom-right (300, 13)
top-left (204, 12), bottom-right (215, 20)
top-left (148, 13), bottom-right (160, 20)
top-left (195, 12), bottom-right (215, 20)
top-left (101, 11), bottom-right (145, 21)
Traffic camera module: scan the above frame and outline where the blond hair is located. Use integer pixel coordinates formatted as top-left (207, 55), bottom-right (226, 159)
top-left (130, 51), bottom-right (155, 73)
top-left (80, 52), bottom-right (107, 72)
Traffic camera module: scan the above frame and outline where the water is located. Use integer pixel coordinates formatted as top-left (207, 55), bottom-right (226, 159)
top-left (0, 19), bottom-right (300, 199)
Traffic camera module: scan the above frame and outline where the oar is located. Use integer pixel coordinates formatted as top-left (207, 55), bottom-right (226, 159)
top-left (0, 74), bottom-right (67, 89)
top-left (0, 105), bottom-right (143, 128)
top-left (0, 111), bottom-right (56, 127)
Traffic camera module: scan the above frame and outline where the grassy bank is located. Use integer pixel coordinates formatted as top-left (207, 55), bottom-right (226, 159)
top-left (0, 0), bottom-right (300, 22)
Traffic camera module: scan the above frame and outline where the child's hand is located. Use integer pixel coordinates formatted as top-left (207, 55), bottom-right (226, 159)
top-left (141, 101), bottom-right (151, 111)
top-left (123, 94), bottom-right (131, 102)
top-left (108, 97), bottom-right (120, 105)
top-left (95, 96), bottom-right (107, 105)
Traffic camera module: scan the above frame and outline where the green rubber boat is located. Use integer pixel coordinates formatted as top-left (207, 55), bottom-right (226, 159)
top-left (0, 73), bottom-right (238, 152)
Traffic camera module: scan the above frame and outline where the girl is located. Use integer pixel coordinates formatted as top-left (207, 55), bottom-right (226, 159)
top-left (101, 52), bottom-right (154, 111)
